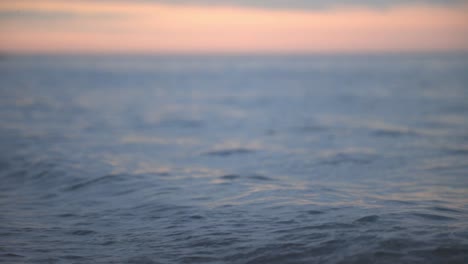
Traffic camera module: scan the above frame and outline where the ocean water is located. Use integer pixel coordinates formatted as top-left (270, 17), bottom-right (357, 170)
top-left (0, 54), bottom-right (467, 264)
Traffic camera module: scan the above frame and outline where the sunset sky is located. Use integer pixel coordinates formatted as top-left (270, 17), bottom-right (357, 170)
top-left (0, 0), bottom-right (467, 53)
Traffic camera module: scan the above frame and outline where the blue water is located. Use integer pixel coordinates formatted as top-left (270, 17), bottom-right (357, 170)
top-left (0, 54), bottom-right (467, 263)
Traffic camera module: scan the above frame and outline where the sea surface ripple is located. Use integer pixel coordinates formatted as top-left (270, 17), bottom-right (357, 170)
top-left (1, 54), bottom-right (468, 263)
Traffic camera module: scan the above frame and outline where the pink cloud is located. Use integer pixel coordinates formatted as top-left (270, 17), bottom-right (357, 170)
top-left (1, 0), bottom-right (467, 53)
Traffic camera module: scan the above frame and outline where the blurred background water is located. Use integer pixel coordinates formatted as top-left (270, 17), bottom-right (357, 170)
top-left (0, 54), bottom-right (468, 263)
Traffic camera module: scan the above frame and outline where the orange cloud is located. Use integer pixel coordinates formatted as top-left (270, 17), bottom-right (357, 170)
top-left (0, 0), bottom-right (467, 53)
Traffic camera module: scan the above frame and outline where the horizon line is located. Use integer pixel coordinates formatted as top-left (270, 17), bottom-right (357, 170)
top-left (2, 50), bottom-right (468, 57)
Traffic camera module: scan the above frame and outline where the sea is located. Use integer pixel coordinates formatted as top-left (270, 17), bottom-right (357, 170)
top-left (1, 54), bottom-right (467, 263)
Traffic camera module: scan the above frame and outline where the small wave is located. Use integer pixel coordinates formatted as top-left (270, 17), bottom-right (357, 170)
top-left (247, 174), bottom-right (273, 181)
top-left (430, 246), bottom-right (468, 257)
top-left (306, 210), bottom-right (325, 215)
top-left (0, 253), bottom-right (25, 258)
top-left (412, 213), bottom-right (456, 221)
top-left (371, 128), bottom-right (419, 138)
top-left (62, 255), bottom-right (86, 260)
top-left (381, 199), bottom-right (417, 205)
top-left (315, 223), bottom-right (355, 229)
top-left (319, 150), bottom-right (377, 166)
top-left (443, 146), bottom-right (468, 156)
top-left (57, 213), bottom-right (77, 218)
top-left (354, 215), bottom-right (379, 223)
top-left (219, 173), bottom-right (273, 181)
top-left (204, 148), bottom-right (255, 156)
top-left (30, 161), bottom-right (57, 178)
top-left (32, 170), bottom-right (50, 179)
top-left (40, 193), bottom-right (58, 199)
top-left (101, 241), bottom-right (116, 246)
top-left (70, 230), bottom-right (97, 236)
top-left (274, 222), bottom-right (354, 234)
top-left (428, 206), bottom-right (462, 214)
top-left (220, 174), bottom-right (241, 180)
top-left (63, 174), bottom-right (124, 191)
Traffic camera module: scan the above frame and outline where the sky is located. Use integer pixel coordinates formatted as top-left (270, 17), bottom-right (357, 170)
top-left (0, 0), bottom-right (467, 53)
